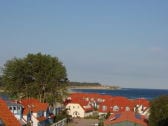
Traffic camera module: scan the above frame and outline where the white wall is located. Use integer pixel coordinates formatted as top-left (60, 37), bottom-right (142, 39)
top-left (66, 103), bottom-right (85, 118)
top-left (134, 105), bottom-right (150, 118)
top-left (31, 113), bottom-right (38, 126)
top-left (84, 111), bottom-right (93, 117)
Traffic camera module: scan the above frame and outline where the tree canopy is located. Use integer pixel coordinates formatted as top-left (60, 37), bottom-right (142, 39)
top-left (149, 95), bottom-right (168, 126)
top-left (0, 76), bottom-right (3, 87)
top-left (2, 53), bottom-right (68, 104)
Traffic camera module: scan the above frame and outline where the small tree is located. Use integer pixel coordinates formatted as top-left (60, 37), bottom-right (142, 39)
top-left (98, 119), bottom-right (104, 126)
top-left (105, 111), bottom-right (111, 119)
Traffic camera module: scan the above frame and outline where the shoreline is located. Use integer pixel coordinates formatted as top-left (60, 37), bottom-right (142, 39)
top-left (69, 85), bottom-right (120, 90)
top-left (68, 86), bottom-right (121, 93)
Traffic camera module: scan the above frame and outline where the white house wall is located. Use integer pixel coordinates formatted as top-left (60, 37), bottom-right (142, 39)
top-left (84, 111), bottom-right (93, 117)
top-left (22, 115), bottom-right (27, 123)
top-left (31, 113), bottom-right (38, 126)
top-left (66, 103), bottom-right (85, 118)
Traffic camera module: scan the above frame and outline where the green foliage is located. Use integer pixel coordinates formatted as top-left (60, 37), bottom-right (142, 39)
top-left (105, 111), bottom-right (111, 119)
top-left (149, 95), bottom-right (168, 126)
top-left (0, 76), bottom-right (3, 87)
top-left (54, 109), bottom-right (71, 123)
top-left (54, 114), bottom-right (66, 123)
top-left (0, 76), bottom-right (5, 91)
top-left (98, 119), bottom-right (104, 126)
top-left (2, 53), bottom-right (68, 104)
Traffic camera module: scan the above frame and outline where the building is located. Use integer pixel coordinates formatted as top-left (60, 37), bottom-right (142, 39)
top-left (66, 99), bottom-right (93, 118)
top-left (6, 100), bottom-right (26, 125)
top-left (66, 93), bottom-right (150, 119)
top-left (104, 111), bottom-right (148, 126)
top-left (0, 98), bottom-right (21, 126)
top-left (134, 98), bottom-right (150, 118)
top-left (6, 100), bottom-right (23, 120)
top-left (98, 96), bottom-right (134, 115)
top-left (19, 98), bottom-right (54, 126)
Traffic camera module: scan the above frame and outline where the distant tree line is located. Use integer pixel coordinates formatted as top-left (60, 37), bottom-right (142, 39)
top-left (69, 82), bottom-right (101, 86)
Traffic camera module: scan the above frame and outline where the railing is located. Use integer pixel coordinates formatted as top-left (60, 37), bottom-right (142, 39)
top-left (51, 118), bottom-right (67, 126)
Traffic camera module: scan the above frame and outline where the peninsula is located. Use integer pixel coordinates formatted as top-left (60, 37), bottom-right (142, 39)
top-left (69, 81), bottom-right (120, 90)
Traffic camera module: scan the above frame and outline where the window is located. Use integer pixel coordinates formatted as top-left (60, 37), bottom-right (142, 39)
top-left (102, 106), bottom-right (107, 111)
top-left (13, 106), bottom-right (16, 110)
top-left (113, 106), bottom-right (119, 111)
top-left (46, 108), bottom-right (50, 117)
top-left (37, 111), bottom-right (44, 118)
top-left (27, 112), bottom-right (31, 122)
top-left (73, 111), bottom-right (79, 116)
top-left (17, 106), bottom-right (20, 110)
top-left (73, 106), bottom-right (75, 109)
top-left (126, 106), bottom-right (130, 111)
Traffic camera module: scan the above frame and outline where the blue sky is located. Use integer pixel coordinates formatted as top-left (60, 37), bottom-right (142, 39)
top-left (0, 1), bottom-right (168, 89)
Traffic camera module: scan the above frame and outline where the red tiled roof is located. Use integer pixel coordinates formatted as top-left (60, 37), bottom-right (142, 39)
top-left (0, 99), bottom-right (21, 126)
top-left (83, 107), bottom-right (94, 112)
top-left (36, 116), bottom-right (47, 121)
top-left (98, 96), bottom-right (135, 113)
top-left (68, 93), bottom-right (150, 114)
top-left (69, 93), bottom-right (113, 99)
top-left (99, 95), bottom-right (113, 100)
top-left (134, 98), bottom-right (150, 107)
top-left (104, 112), bottom-right (148, 126)
top-left (67, 93), bottom-right (114, 106)
top-left (70, 97), bottom-right (89, 105)
top-left (67, 98), bottom-right (94, 112)
top-left (20, 98), bottom-right (48, 115)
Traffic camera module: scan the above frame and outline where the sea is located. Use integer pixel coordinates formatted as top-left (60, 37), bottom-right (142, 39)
top-left (72, 88), bottom-right (168, 100)
top-left (0, 92), bottom-right (9, 100)
top-left (1, 88), bottom-right (168, 100)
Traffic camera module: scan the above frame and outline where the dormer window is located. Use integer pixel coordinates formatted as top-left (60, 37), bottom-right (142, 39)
top-left (102, 105), bottom-right (107, 111)
top-left (126, 106), bottom-right (130, 111)
top-left (113, 106), bottom-right (119, 111)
